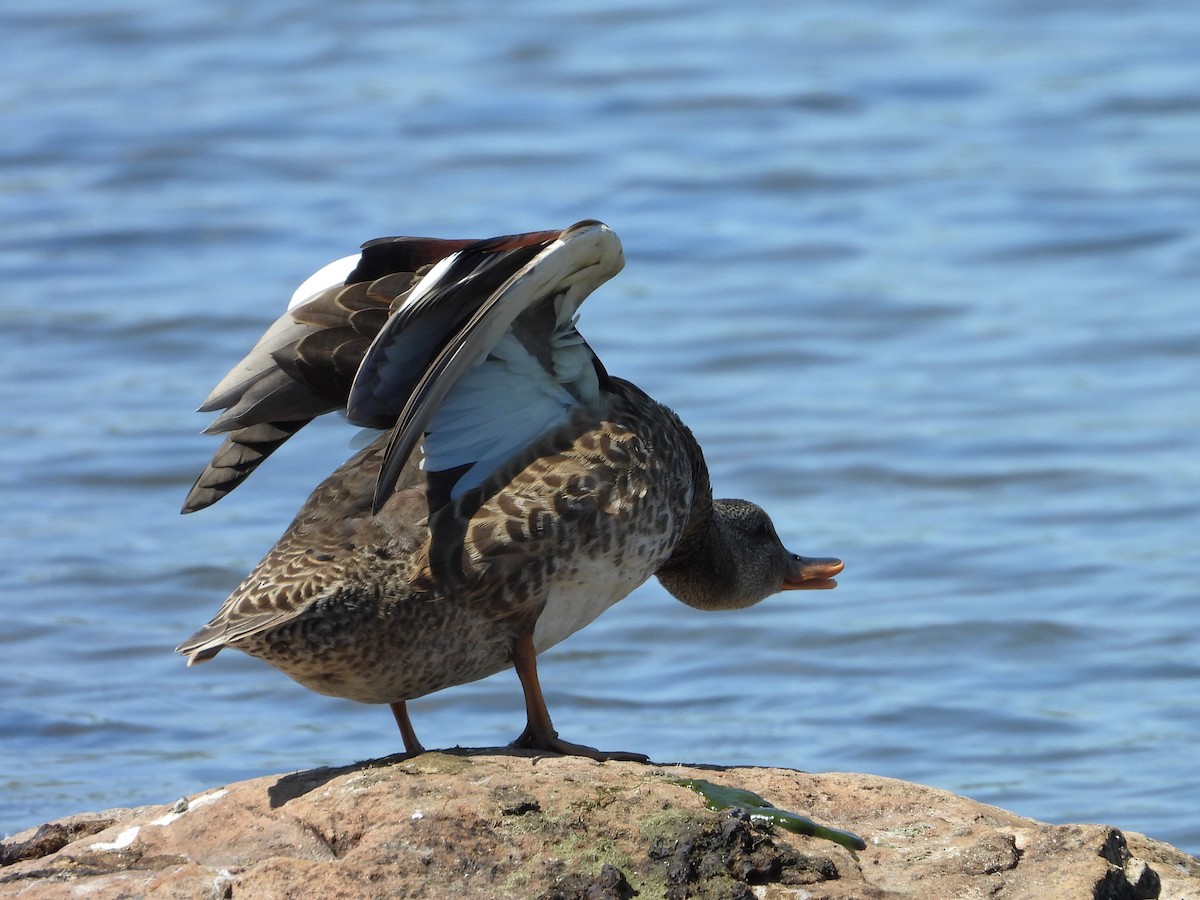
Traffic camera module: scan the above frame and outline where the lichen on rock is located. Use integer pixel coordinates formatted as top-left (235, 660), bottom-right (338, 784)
top-left (2, 753), bottom-right (1197, 899)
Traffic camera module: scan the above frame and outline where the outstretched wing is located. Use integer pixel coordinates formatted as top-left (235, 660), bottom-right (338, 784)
top-left (183, 221), bottom-right (624, 516)
top-left (182, 236), bottom-right (479, 513)
top-left (354, 220), bottom-right (624, 511)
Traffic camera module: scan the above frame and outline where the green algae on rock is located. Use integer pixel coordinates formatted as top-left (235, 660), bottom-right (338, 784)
top-left (670, 777), bottom-right (867, 855)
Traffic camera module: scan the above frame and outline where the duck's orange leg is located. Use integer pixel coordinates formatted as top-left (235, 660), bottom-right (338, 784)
top-left (389, 701), bottom-right (425, 755)
top-left (508, 631), bottom-right (648, 762)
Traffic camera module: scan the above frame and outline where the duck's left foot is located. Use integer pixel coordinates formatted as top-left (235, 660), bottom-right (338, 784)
top-left (509, 725), bottom-right (649, 762)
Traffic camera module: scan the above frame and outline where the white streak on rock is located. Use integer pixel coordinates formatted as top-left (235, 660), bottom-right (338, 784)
top-left (89, 825), bottom-right (140, 851)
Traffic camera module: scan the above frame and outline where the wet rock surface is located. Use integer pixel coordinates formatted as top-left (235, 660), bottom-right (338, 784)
top-left (2, 751), bottom-right (1197, 898)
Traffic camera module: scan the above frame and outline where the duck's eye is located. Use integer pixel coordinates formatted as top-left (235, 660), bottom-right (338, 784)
top-left (752, 520), bottom-right (771, 539)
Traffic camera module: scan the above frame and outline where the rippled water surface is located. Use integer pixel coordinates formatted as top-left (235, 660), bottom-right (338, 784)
top-left (3, 0), bottom-right (1198, 855)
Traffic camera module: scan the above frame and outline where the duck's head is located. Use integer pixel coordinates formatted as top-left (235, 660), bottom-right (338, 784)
top-left (657, 499), bottom-right (843, 611)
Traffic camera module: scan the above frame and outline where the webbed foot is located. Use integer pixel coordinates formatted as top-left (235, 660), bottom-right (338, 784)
top-left (509, 724), bottom-right (649, 762)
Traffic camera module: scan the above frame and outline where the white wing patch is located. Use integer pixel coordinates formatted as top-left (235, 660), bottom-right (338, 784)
top-left (288, 253), bottom-right (362, 310)
top-left (395, 250), bottom-right (462, 312)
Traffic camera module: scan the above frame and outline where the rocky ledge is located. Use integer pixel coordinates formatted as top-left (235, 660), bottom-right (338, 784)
top-left (2, 751), bottom-right (1197, 899)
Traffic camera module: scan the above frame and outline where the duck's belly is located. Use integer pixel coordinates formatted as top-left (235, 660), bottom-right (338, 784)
top-left (532, 546), bottom-right (664, 653)
top-left (533, 573), bottom-right (642, 653)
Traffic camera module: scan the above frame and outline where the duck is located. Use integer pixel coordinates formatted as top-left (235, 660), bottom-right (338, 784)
top-left (177, 220), bottom-right (843, 760)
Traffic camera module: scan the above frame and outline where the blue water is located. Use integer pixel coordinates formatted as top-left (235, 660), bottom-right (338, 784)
top-left (3, 0), bottom-right (1198, 857)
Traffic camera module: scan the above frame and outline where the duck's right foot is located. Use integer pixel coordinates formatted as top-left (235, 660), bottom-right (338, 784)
top-left (509, 725), bottom-right (649, 763)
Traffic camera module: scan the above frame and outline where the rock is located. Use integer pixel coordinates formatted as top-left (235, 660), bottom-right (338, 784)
top-left (2, 752), bottom-right (1197, 898)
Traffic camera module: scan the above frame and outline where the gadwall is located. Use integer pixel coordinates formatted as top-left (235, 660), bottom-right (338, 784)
top-left (178, 221), bottom-right (843, 760)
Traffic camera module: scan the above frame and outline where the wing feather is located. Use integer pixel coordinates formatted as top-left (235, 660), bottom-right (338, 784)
top-left (368, 221), bottom-right (624, 511)
top-left (183, 222), bottom-right (623, 516)
top-left (183, 238), bottom-right (475, 511)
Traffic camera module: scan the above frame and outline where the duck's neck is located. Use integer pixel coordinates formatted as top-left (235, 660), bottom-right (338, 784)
top-left (657, 521), bottom-right (748, 611)
top-left (656, 446), bottom-right (754, 611)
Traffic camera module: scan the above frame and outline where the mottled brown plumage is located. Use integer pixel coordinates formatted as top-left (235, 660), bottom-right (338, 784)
top-left (178, 221), bottom-right (843, 760)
